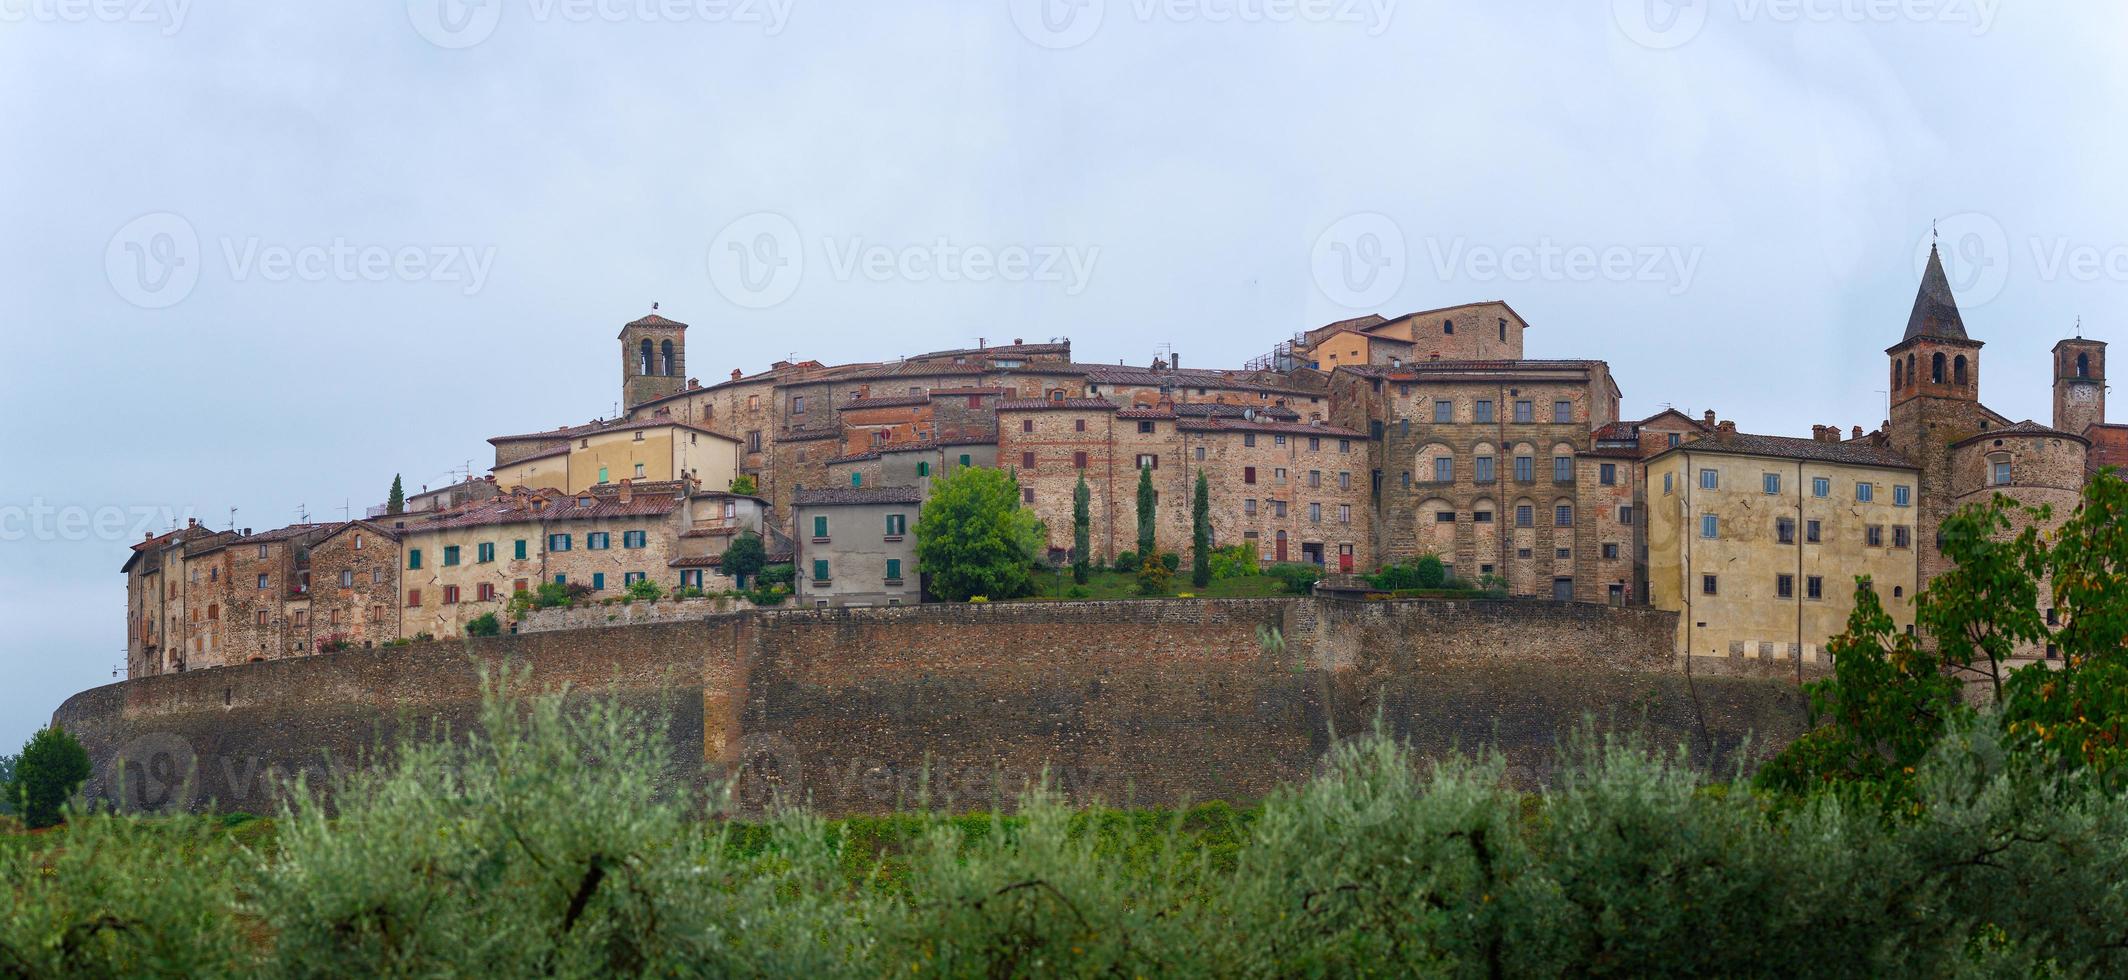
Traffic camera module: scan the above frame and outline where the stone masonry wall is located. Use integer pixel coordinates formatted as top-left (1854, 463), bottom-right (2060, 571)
top-left (54, 598), bottom-right (1808, 818)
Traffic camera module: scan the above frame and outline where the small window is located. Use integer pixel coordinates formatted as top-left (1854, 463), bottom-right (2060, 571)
top-left (1662, 472), bottom-right (1674, 495)
top-left (1022, 419), bottom-right (1034, 433)
top-left (1553, 456), bottom-right (1573, 483)
top-left (1555, 505), bottom-right (1573, 527)
top-left (1777, 574), bottom-right (1795, 599)
top-left (917, 461), bottom-right (931, 477)
top-left (1602, 542), bottom-right (1619, 559)
top-left (885, 513), bottom-right (907, 536)
top-left (812, 515), bottom-right (829, 539)
top-left (1513, 400), bottom-right (1533, 423)
top-left (1806, 576), bottom-right (1824, 600)
top-left (1867, 525), bottom-right (1885, 547)
top-left (1812, 477), bottom-right (1830, 498)
top-left (1138, 420), bottom-right (1155, 434)
top-left (1701, 574), bottom-right (1719, 595)
top-left (1475, 457), bottom-right (1496, 483)
top-left (1701, 514), bottom-right (1719, 539)
top-left (1856, 482), bottom-right (1875, 502)
top-left (408, 548), bottom-right (423, 570)
top-left (1137, 454), bottom-right (1160, 470)
top-left (1552, 400), bottom-right (1571, 424)
top-left (1022, 451), bottom-right (1037, 470)
top-left (1599, 463), bottom-right (1617, 486)
top-left (1763, 473), bottom-right (1781, 495)
top-left (1776, 517), bottom-right (1795, 544)
top-left (1437, 510), bottom-right (1457, 523)
top-left (812, 559), bottom-right (830, 583)
top-left (1022, 488), bottom-right (1035, 504)
top-left (1516, 505), bottom-right (1534, 527)
top-left (257, 573), bottom-right (269, 589)
top-left (1244, 466), bottom-right (1257, 484)
top-left (1075, 419), bottom-right (1087, 433)
top-left (1699, 469), bottom-right (1719, 490)
top-left (885, 558), bottom-right (902, 582)
top-left (1893, 525), bottom-right (1911, 549)
top-left (1434, 400), bottom-right (1454, 423)
top-left (1515, 456), bottom-right (1533, 481)
top-left (339, 569), bottom-right (354, 587)
top-left (514, 539), bottom-right (528, 560)
top-left (1806, 520), bottom-right (1822, 543)
top-left (478, 542), bottom-right (495, 563)
top-left (1893, 485), bottom-right (1911, 507)
top-left (1990, 459), bottom-right (2012, 486)
top-left (442, 545), bottom-right (461, 566)
top-left (406, 589), bottom-right (422, 607)
top-left (1433, 457), bottom-right (1453, 483)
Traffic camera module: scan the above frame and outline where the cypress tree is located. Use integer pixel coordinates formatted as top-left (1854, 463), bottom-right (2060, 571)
top-left (386, 474), bottom-right (405, 516)
top-left (1072, 475), bottom-right (1092, 585)
top-left (1136, 463), bottom-right (1157, 560)
top-left (1191, 469), bottom-right (1212, 588)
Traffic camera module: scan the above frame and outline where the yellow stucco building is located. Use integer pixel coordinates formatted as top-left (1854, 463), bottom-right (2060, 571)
top-left (491, 417), bottom-right (742, 495)
top-left (1646, 428), bottom-right (1920, 662)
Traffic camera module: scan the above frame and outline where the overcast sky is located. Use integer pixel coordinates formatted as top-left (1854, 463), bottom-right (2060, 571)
top-left (4, 2), bottom-right (2125, 749)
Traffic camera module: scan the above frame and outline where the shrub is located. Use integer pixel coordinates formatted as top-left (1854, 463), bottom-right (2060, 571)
top-left (721, 532), bottom-right (768, 588)
top-left (12, 724), bottom-right (91, 829)
top-left (1266, 563), bottom-right (1322, 595)
top-left (1136, 560), bottom-right (1172, 596)
top-left (758, 563), bottom-right (796, 590)
top-left (1065, 585), bottom-right (1091, 599)
top-left (747, 584), bottom-right (790, 606)
top-left (1208, 543), bottom-right (1261, 580)
top-left (1113, 550), bottom-right (1141, 573)
top-left (626, 577), bottom-right (665, 602)
top-left (465, 613), bottom-right (502, 637)
top-left (1158, 552), bottom-right (1181, 573)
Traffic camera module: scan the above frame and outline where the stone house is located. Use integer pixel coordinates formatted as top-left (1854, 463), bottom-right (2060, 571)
top-left (793, 486), bottom-right (923, 607)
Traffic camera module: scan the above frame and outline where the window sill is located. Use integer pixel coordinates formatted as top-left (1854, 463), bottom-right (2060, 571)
top-left (883, 535), bottom-right (904, 543)
top-left (812, 537), bottom-right (831, 544)
top-left (884, 579), bottom-right (904, 587)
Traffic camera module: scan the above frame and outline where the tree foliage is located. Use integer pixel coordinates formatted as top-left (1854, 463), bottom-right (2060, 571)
top-left (720, 532), bottom-right (767, 589)
top-left (728, 474), bottom-right (759, 497)
top-left (1072, 475), bottom-right (1091, 586)
top-left (13, 724), bottom-right (91, 829)
top-left (1767, 470), bottom-right (2128, 795)
top-left (1190, 470), bottom-right (1212, 588)
top-left (1135, 464), bottom-right (1156, 559)
top-left (386, 474), bottom-right (405, 516)
top-left (914, 466), bottom-right (1045, 602)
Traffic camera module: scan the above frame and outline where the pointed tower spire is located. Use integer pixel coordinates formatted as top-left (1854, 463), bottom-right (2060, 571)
top-left (1903, 241), bottom-right (1969, 342)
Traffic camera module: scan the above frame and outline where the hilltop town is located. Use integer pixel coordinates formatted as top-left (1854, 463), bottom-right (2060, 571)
top-left (123, 245), bottom-right (2124, 677)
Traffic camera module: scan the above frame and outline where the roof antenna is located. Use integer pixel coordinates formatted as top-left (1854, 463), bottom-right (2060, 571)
top-left (1932, 219), bottom-right (1939, 249)
top-left (2077, 315), bottom-right (2083, 339)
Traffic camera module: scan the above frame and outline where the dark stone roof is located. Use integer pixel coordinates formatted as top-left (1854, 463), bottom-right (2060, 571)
top-left (1953, 420), bottom-right (2090, 448)
top-left (794, 486), bottom-right (925, 507)
top-left (1650, 432), bottom-right (1916, 469)
top-left (1901, 245), bottom-right (1970, 344)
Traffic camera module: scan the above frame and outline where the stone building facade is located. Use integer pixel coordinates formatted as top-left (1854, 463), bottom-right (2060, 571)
top-left (793, 486), bottom-right (923, 607)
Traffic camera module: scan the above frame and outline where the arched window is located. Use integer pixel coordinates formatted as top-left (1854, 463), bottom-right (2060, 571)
top-left (638, 339), bottom-right (653, 375)
top-left (1893, 360), bottom-right (1904, 389)
top-left (2078, 352), bottom-right (2091, 378)
top-left (1932, 352), bottom-right (1946, 384)
top-left (1443, 318), bottom-right (1455, 335)
top-left (1954, 354), bottom-right (1968, 386)
top-left (660, 340), bottom-right (675, 376)
top-left (1906, 353), bottom-right (1916, 385)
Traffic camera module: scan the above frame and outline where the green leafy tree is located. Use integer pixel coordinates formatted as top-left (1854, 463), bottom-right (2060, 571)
top-left (386, 474), bottom-right (405, 516)
top-left (1757, 580), bottom-right (1963, 796)
top-left (1916, 495), bottom-right (2051, 703)
top-left (721, 531), bottom-right (767, 590)
top-left (1072, 475), bottom-right (1092, 586)
top-left (916, 466), bottom-right (1046, 602)
top-left (14, 724), bottom-right (92, 829)
top-left (464, 612), bottom-right (502, 637)
top-left (729, 474), bottom-right (759, 497)
top-left (1191, 470), bottom-right (1212, 588)
top-left (2004, 471), bottom-right (2128, 781)
top-left (1136, 463), bottom-right (1157, 559)
top-left (1137, 558), bottom-right (1173, 596)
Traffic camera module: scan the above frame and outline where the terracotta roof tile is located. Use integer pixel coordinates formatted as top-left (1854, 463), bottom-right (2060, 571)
top-left (794, 486), bottom-right (926, 506)
top-left (1651, 432), bottom-right (1916, 469)
top-left (997, 398), bottom-right (1117, 412)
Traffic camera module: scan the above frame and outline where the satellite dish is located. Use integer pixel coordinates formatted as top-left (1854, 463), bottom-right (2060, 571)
top-left (1243, 408), bottom-right (1257, 422)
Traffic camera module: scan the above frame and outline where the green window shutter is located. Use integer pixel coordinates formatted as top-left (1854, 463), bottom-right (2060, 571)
top-left (813, 560), bottom-right (829, 582)
top-left (592, 573), bottom-right (605, 590)
top-left (408, 549), bottom-right (422, 570)
top-left (886, 559), bottom-right (900, 581)
top-left (814, 516), bottom-right (828, 538)
top-left (554, 574), bottom-right (566, 585)
top-left (960, 454), bottom-right (972, 467)
top-left (917, 462), bottom-right (929, 477)
top-left (514, 540), bottom-right (527, 560)
top-left (598, 467), bottom-right (609, 483)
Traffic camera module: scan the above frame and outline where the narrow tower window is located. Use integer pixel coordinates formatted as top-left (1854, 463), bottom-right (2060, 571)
top-left (639, 339), bottom-right (654, 375)
top-left (1954, 354), bottom-right (1968, 386)
top-left (1932, 352), bottom-right (1946, 384)
top-left (2078, 352), bottom-right (2091, 378)
top-left (660, 339), bottom-right (675, 376)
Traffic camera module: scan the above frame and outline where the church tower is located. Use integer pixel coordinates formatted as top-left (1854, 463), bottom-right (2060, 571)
top-left (2052, 336), bottom-right (2107, 437)
top-left (620, 307), bottom-right (687, 409)
top-left (1886, 242), bottom-right (1986, 586)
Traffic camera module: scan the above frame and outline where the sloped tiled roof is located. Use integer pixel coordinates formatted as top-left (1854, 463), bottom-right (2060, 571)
top-left (794, 486), bottom-right (925, 507)
top-left (839, 393), bottom-right (931, 410)
top-left (997, 398), bottom-right (1117, 412)
top-left (1650, 432), bottom-right (1916, 469)
top-left (1173, 418), bottom-right (1368, 438)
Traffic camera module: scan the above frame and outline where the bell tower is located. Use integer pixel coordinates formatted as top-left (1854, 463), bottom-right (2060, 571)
top-left (619, 306), bottom-right (687, 409)
top-left (2052, 335), bottom-right (2106, 437)
top-left (1885, 242), bottom-right (1985, 586)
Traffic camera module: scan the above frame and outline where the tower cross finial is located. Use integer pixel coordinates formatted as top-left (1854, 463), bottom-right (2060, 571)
top-left (652, 301), bottom-right (659, 311)
top-left (1932, 219), bottom-right (1938, 248)
top-left (2077, 315), bottom-right (2083, 339)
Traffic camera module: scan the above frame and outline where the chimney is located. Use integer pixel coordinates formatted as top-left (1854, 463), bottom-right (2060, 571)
top-left (1852, 425), bottom-right (1864, 440)
top-left (143, 531), bottom-right (153, 541)
top-left (730, 368), bottom-right (743, 381)
top-left (1715, 420), bottom-right (1738, 443)
top-left (1012, 337), bottom-right (1023, 345)
top-left (688, 377), bottom-right (700, 389)
top-left (617, 479), bottom-right (634, 505)
top-left (978, 337), bottom-right (986, 349)
top-left (1703, 409), bottom-right (1716, 428)
top-left (1810, 425), bottom-right (1825, 442)
top-left (1172, 352), bottom-right (1181, 371)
